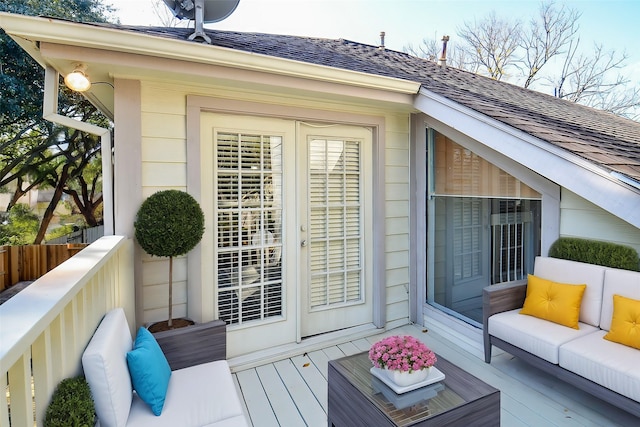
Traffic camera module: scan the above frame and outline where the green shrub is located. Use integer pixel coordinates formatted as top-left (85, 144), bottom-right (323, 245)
top-left (134, 190), bottom-right (205, 328)
top-left (134, 190), bottom-right (205, 258)
top-left (44, 376), bottom-right (95, 427)
top-left (548, 237), bottom-right (639, 271)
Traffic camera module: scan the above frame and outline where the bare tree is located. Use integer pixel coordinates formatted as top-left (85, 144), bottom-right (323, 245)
top-left (457, 12), bottom-right (521, 80)
top-left (151, 0), bottom-right (184, 27)
top-left (519, 1), bottom-right (581, 88)
top-left (405, 34), bottom-right (472, 70)
top-left (403, 1), bottom-right (639, 120)
top-left (405, 32), bottom-right (441, 62)
top-left (553, 41), bottom-right (640, 119)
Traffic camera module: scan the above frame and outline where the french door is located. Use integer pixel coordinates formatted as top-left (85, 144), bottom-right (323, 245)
top-left (202, 114), bottom-right (297, 356)
top-left (202, 114), bottom-right (373, 355)
top-left (298, 123), bottom-right (373, 337)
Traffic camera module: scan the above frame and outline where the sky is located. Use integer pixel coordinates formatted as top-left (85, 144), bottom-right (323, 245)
top-left (106, 0), bottom-right (640, 93)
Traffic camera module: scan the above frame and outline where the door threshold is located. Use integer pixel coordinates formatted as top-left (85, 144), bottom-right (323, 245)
top-left (227, 323), bottom-right (379, 372)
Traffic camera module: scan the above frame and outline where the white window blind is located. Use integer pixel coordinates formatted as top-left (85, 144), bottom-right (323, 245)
top-left (308, 138), bottom-right (363, 309)
top-left (434, 133), bottom-right (541, 199)
top-left (216, 131), bottom-right (283, 324)
top-left (452, 198), bottom-right (484, 281)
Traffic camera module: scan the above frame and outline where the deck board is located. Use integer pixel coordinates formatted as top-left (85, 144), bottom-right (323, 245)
top-left (336, 341), bottom-right (360, 356)
top-left (255, 364), bottom-right (307, 427)
top-left (273, 359), bottom-right (326, 427)
top-left (235, 368), bottom-right (280, 427)
top-left (306, 349), bottom-right (331, 380)
top-left (290, 353), bottom-right (329, 412)
top-left (231, 323), bottom-right (639, 426)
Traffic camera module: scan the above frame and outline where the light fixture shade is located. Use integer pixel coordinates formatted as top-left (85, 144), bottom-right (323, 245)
top-left (64, 66), bottom-right (91, 92)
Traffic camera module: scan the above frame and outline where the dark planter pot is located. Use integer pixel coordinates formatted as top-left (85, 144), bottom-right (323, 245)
top-left (151, 319), bottom-right (227, 370)
top-left (147, 318), bottom-right (195, 333)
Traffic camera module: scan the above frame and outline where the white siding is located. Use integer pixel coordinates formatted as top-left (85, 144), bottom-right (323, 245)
top-left (384, 114), bottom-right (411, 326)
top-left (136, 81), bottom-right (412, 328)
top-left (560, 189), bottom-right (640, 254)
top-left (138, 85), bottom-right (190, 323)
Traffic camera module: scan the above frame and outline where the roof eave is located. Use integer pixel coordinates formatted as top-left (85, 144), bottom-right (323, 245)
top-left (0, 12), bottom-right (420, 95)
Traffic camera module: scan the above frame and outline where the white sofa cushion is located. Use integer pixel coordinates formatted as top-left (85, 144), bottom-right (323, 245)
top-left (600, 268), bottom-right (640, 331)
top-left (203, 416), bottom-right (251, 427)
top-left (489, 309), bottom-right (599, 364)
top-left (82, 308), bottom-right (133, 427)
top-left (533, 256), bottom-right (606, 327)
top-left (559, 330), bottom-right (640, 402)
top-left (126, 360), bottom-right (248, 427)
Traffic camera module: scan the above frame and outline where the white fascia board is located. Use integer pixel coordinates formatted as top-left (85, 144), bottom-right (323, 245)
top-left (0, 12), bottom-right (419, 95)
top-left (415, 88), bottom-right (640, 228)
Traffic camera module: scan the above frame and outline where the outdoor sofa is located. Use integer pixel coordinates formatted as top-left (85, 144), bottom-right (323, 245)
top-left (82, 307), bottom-right (249, 426)
top-left (483, 256), bottom-right (640, 418)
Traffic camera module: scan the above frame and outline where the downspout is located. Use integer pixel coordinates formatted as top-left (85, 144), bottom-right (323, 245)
top-left (43, 66), bottom-right (114, 235)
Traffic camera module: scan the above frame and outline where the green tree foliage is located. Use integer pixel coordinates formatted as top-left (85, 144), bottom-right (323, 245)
top-left (0, 0), bottom-right (116, 243)
top-left (0, 203), bottom-right (39, 245)
top-left (44, 376), bottom-right (95, 427)
top-left (134, 190), bottom-right (205, 327)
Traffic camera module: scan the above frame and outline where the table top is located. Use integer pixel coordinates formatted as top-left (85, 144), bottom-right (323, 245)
top-left (328, 351), bottom-right (498, 426)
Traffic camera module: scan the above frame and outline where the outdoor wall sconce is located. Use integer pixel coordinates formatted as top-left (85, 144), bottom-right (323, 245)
top-left (64, 64), bottom-right (91, 92)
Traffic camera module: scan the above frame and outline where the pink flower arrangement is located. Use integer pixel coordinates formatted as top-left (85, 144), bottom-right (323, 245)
top-left (368, 335), bottom-right (437, 372)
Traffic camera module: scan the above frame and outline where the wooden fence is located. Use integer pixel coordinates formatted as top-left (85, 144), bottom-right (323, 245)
top-left (0, 244), bottom-right (88, 291)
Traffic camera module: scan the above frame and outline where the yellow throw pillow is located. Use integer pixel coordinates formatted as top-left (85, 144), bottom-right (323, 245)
top-left (519, 274), bottom-right (586, 329)
top-left (604, 294), bottom-right (640, 350)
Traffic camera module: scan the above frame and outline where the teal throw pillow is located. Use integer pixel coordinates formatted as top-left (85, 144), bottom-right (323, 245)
top-left (126, 327), bottom-right (171, 416)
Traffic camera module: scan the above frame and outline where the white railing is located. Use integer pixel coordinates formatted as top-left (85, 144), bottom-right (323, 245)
top-left (0, 236), bottom-right (135, 427)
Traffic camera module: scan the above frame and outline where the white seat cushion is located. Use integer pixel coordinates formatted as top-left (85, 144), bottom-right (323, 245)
top-left (600, 268), bottom-right (640, 331)
top-left (559, 330), bottom-right (640, 402)
top-left (204, 416), bottom-right (252, 427)
top-left (126, 360), bottom-right (248, 427)
top-left (533, 256), bottom-right (606, 326)
top-left (489, 309), bottom-right (599, 364)
top-left (82, 308), bottom-right (133, 427)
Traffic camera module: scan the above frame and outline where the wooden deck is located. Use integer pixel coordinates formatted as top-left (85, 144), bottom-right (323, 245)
top-left (228, 323), bottom-right (638, 426)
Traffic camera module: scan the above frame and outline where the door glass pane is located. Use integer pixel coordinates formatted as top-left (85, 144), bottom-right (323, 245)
top-left (216, 132), bottom-right (283, 325)
top-left (308, 137), bottom-right (363, 309)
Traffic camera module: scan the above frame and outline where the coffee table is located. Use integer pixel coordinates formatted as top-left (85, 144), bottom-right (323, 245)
top-left (327, 352), bottom-right (499, 426)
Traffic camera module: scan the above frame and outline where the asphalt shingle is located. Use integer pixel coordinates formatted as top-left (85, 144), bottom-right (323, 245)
top-left (92, 24), bottom-right (640, 185)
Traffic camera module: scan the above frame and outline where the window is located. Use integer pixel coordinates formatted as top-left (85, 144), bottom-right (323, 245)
top-left (428, 131), bottom-right (541, 325)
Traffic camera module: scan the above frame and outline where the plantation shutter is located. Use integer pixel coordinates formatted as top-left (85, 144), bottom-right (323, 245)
top-left (308, 137), bottom-right (363, 309)
top-left (452, 198), bottom-right (484, 281)
top-left (215, 131), bottom-right (283, 324)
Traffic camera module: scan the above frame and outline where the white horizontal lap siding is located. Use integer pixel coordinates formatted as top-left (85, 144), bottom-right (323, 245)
top-left (560, 190), bottom-right (640, 255)
top-left (137, 81), bottom-right (413, 328)
top-left (139, 84), bottom-right (189, 323)
top-left (141, 256), bottom-right (188, 321)
top-left (384, 117), bottom-right (411, 327)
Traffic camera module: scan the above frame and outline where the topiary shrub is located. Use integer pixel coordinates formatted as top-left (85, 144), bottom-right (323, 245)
top-left (44, 376), bottom-right (95, 427)
top-left (134, 190), bottom-right (205, 328)
top-left (548, 237), bottom-right (639, 271)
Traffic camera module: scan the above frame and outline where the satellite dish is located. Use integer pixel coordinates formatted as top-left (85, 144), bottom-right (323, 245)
top-left (162, 0), bottom-right (240, 43)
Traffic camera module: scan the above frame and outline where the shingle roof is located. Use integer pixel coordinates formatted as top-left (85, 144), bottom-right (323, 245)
top-left (97, 24), bottom-right (640, 185)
